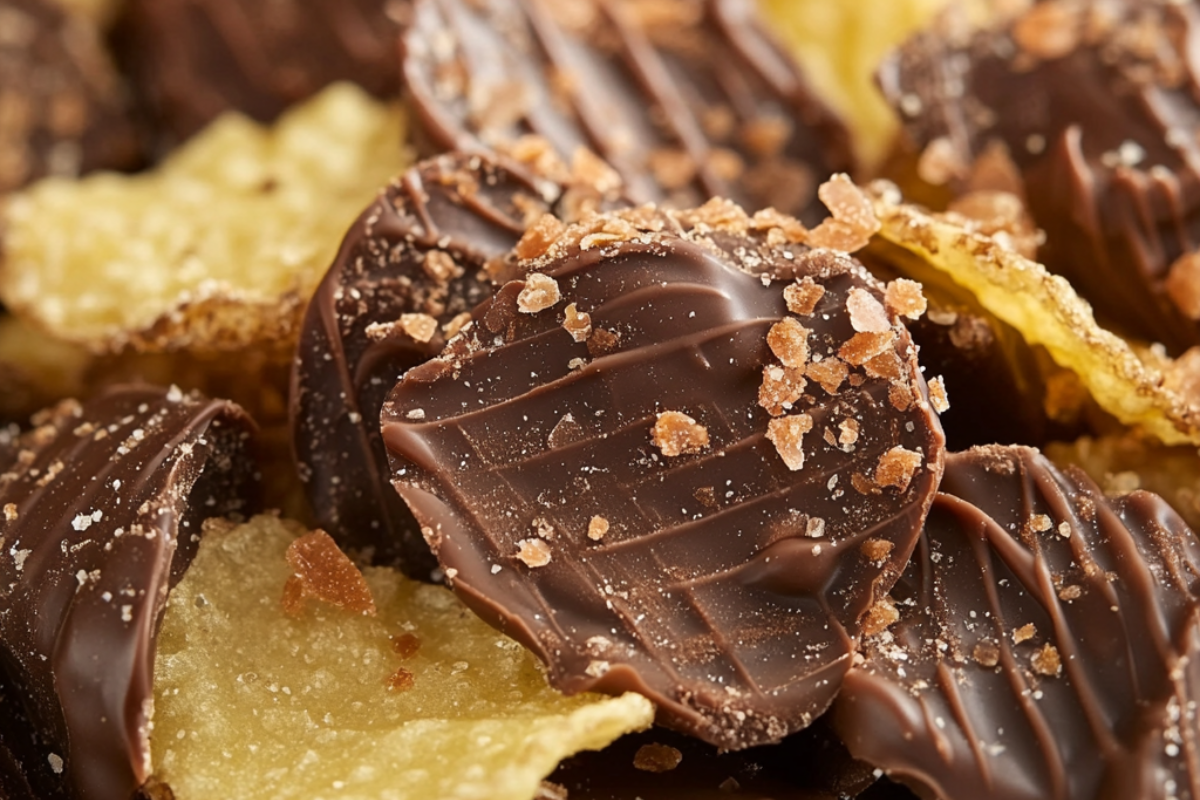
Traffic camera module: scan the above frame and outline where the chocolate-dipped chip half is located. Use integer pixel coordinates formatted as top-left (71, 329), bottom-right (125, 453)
top-left (879, 0), bottom-right (1200, 354)
top-left (833, 445), bottom-right (1200, 800)
top-left (0, 0), bottom-right (144, 193)
top-left (400, 0), bottom-right (855, 224)
top-left (291, 150), bottom-right (629, 574)
top-left (0, 385), bottom-right (258, 800)
top-left (381, 199), bottom-right (947, 748)
top-left (111, 0), bottom-right (405, 145)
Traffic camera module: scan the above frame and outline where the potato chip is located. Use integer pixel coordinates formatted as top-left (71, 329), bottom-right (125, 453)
top-left (150, 515), bottom-right (654, 800)
top-left (868, 185), bottom-right (1200, 445)
top-left (1047, 433), bottom-right (1200, 532)
top-left (0, 83), bottom-right (408, 352)
top-left (758, 0), bottom-right (954, 167)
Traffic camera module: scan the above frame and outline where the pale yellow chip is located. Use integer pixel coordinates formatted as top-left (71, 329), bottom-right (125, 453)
top-left (757, 0), bottom-right (948, 167)
top-left (0, 83), bottom-right (409, 352)
top-left (868, 186), bottom-right (1200, 445)
top-left (1047, 433), bottom-right (1200, 532)
top-left (150, 515), bottom-right (654, 800)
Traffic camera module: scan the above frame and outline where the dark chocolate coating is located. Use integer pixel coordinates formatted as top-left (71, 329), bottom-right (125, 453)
top-left (548, 717), bottom-right (882, 800)
top-left (833, 446), bottom-right (1200, 800)
top-left (880, 0), bottom-right (1200, 352)
top-left (401, 0), bottom-right (854, 224)
top-left (291, 151), bottom-right (624, 572)
top-left (382, 206), bottom-right (946, 748)
top-left (112, 0), bottom-right (403, 143)
top-left (0, 386), bottom-right (258, 800)
top-left (0, 0), bottom-right (143, 192)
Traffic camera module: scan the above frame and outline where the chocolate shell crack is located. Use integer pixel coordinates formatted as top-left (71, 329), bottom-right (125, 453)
top-left (382, 205), bottom-right (946, 748)
top-left (880, 0), bottom-right (1200, 353)
top-left (0, 386), bottom-right (258, 800)
top-left (401, 0), bottom-right (855, 224)
top-left (112, 0), bottom-right (404, 144)
top-left (291, 151), bottom-right (628, 573)
top-left (833, 445), bottom-right (1200, 800)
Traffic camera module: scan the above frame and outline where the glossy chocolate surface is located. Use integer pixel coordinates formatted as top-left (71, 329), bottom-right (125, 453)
top-left (0, 0), bottom-right (143, 192)
top-left (112, 0), bottom-right (404, 143)
top-left (880, 0), bottom-right (1200, 352)
top-left (834, 446), bottom-right (1200, 800)
top-left (0, 386), bottom-right (257, 800)
top-left (401, 0), bottom-right (854, 224)
top-left (291, 151), bottom-right (625, 572)
top-left (382, 204), bottom-right (945, 748)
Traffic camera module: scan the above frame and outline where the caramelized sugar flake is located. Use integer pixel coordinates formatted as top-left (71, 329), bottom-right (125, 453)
top-left (422, 249), bottom-right (463, 283)
top-left (633, 743), bottom-right (683, 773)
top-left (766, 414), bottom-right (813, 471)
top-left (839, 331), bottom-right (897, 366)
top-left (846, 287), bottom-right (891, 333)
top-left (517, 538), bottom-right (553, 568)
top-left (387, 667), bottom-right (416, 692)
top-left (758, 364), bottom-right (806, 416)
top-left (884, 278), bottom-right (927, 320)
top-left (281, 530), bottom-right (376, 618)
top-left (563, 302), bottom-right (593, 342)
top-left (807, 174), bottom-right (880, 252)
top-left (973, 639), bottom-right (1001, 668)
top-left (1013, 623), bottom-right (1037, 643)
top-left (928, 376), bottom-right (950, 413)
top-left (806, 356), bottom-right (849, 395)
top-left (651, 411), bottom-right (710, 457)
top-left (587, 327), bottom-right (621, 357)
top-left (860, 538), bottom-right (894, 564)
top-left (391, 632), bottom-right (422, 660)
top-left (767, 317), bottom-right (811, 368)
top-left (783, 276), bottom-right (825, 315)
top-left (517, 273), bottom-right (562, 314)
top-left (399, 313), bottom-right (438, 344)
top-left (587, 515), bottom-right (610, 541)
top-left (861, 597), bottom-right (899, 636)
top-left (874, 446), bottom-right (923, 491)
top-left (517, 214), bottom-right (567, 260)
top-left (1030, 642), bottom-right (1063, 676)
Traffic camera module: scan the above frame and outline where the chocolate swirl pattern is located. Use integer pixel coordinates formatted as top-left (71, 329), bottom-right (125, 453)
top-left (291, 152), bottom-right (626, 572)
top-left (113, 0), bottom-right (404, 143)
top-left (0, 386), bottom-right (257, 800)
top-left (834, 446), bottom-right (1200, 800)
top-left (880, 0), bottom-right (1200, 353)
top-left (401, 0), bottom-right (855, 224)
top-left (0, 0), bottom-right (143, 193)
top-left (382, 205), bottom-right (945, 748)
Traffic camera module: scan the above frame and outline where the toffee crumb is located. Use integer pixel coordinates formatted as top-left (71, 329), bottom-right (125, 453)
top-left (281, 530), bottom-right (376, 618)
top-left (517, 273), bottom-right (562, 313)
top-left (391, 633), bottom-right (421, 659)
top-left (517, 538), bottom-right (552, 568)
top-left (767, 317), bottom-right (811, 368)
top-left (766, 414), bottom-right (813, 471)
top-left (1031, 642), bottom-right (1063, 676)
top-left (651, 411), bottom-right (710, 457)
top-left (386, 667), bottom-right (416, 692)
top-left (928, 376), bottom-right (950, 413)
top-left (783, 277), bottom-right (825, 315)
top-left (563, 303), bottom-right (592, 342)
top-left (874, 447), bottom-right (923, 491)
top-left (587, 516), bottom-right (610, 541)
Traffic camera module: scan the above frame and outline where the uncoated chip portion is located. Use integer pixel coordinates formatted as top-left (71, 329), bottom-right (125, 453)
top-left (0, 83), bottom-right (407, 352)
top-left (150, 514), bottom-right (654, 800)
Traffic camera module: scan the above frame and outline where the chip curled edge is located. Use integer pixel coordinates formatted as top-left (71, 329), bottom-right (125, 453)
top-left (149, 514), bottom-right (654, 800)
top-left (867, 184), bottom-right (1200, 446)
top-left (0, 83), bottom-right (408, 353)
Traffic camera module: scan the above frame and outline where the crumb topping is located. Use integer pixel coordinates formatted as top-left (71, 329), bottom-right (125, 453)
top-left (651, 411), bottom-right (710, 457)
top-left (766, 414), bottom-right (813, 471)
top-left (562, 303), bottom-right (592, 342)
top-left (517, 538), bottom-right (553, 568)
top-left (587, 516), bottom-right (610, 541)
top-left (281, 530), bottom-right (377, 618)
top-left (517, 273), bottom-right (562, 313)
top-left (767, 317), bottom-right (811, 368)
top-left (874, 447), bottom-right (923, 491)
top-left (633, 743), bottom-right (683, 773)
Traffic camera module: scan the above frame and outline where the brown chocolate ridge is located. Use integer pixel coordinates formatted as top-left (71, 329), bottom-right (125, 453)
top-left (0, 386), bottom-right (258, 800)
top-left (401, 0), bottom-right (855, 224)
top-left (0, 0), bottom-right (143, 192)
top-left (382, 204), bottom-right (945, 749)
top-left (290, 151), bottom-right (626, 573)
top-left (111, 0), bottom-right (405, 145)
top-left (834, 445), bottom-right (1200, 800)
top-left (880, 0), bottom-right (1200, 353)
